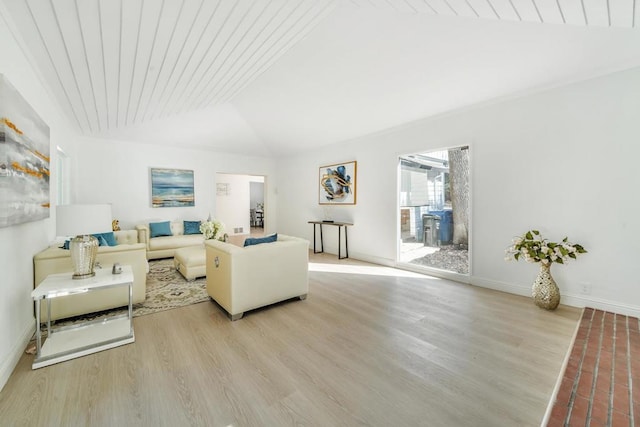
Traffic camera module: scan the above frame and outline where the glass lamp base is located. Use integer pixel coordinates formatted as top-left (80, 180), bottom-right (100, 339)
top-left (69, 235), bottom-right (99, 280)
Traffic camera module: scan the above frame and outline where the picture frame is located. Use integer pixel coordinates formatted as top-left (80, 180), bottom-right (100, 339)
top-left (150, 168), bottom-right (195, 207)
top-left (318, 161), bottom-right (357, 205)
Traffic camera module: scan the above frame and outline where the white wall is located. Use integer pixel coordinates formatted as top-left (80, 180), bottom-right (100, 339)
top-left (74, 137), bottom-right (277, 234)
top-left (0, 8), bottom-right (78, 391)
top-left (276, 66), bottom-right (640, 317)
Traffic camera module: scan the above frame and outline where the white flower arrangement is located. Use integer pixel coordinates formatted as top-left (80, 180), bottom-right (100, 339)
top-left (505, 230), bottom-right (587, 265)
top-left (200, 219), bottom-right (225, 241)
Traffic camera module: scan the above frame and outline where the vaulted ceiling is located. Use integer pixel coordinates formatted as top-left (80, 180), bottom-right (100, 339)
top-left (2, 0), bottom-right (640, 157)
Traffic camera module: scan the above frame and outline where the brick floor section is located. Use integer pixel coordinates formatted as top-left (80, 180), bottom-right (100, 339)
top-left (548, 308), bottom-right (640, 427)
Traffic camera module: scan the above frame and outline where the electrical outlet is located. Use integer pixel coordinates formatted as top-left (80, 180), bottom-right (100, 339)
top-left (579, 282), bottom-right (591, 295)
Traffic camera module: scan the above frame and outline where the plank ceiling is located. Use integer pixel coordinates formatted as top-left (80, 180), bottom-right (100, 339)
top-left (1, 0), bottom-right (639, 153)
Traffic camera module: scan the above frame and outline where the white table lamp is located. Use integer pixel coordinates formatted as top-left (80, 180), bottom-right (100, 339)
top-left (56, 204), bottom-right (112, 279)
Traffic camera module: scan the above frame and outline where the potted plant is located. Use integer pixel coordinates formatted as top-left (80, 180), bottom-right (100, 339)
top-left (200, 219), bottom-right (226, 241)
top-left (505, 230), bottom-right (587, 310)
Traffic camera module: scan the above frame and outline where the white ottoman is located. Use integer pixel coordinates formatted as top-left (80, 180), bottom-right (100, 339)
top-left (174, 246), bottom-right (206, 281)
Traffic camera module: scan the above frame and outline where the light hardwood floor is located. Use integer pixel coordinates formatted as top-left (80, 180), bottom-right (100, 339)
top-left (0, 253), bottom-right (580, 426)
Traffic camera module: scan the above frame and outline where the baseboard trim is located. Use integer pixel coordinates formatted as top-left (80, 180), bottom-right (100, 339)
top-left (559, 294), bottom-right (640, 318)
top-left (0, 319), bottom-right (34, 392)
top-left (471, 276), bottom-right (640, 318)
top-left (349, 252), bottom-right (395, 268)
top-left (395, 262), bottom-right (472, 284)
top-left (471, 276), bottom-right (531, 297)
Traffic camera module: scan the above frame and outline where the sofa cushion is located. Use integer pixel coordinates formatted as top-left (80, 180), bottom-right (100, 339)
top-left (150, 221), bottom-right (172, 238)
top-left (244, 233), bottom-right (278, 247)
top-left (184, 220), bottom-right (202, 235)
top-left (114, 230), bottom-right (139, 245)
top-left (148, 234), bottom-right (204, 251)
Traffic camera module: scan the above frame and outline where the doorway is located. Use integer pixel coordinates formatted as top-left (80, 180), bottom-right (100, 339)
top-left (249, 179), bottom-right (264, 231)
top-left (215, 173), bottom-right (265, 238)
top-left (398, 146), bottom-right (469, 275)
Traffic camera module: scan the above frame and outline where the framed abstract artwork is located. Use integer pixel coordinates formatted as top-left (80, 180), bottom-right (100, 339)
top-left (0, 74), bottom-right (50, 228)
top-left (318, 161), bottom-right (357, 205)
top-left (150, 168), bottom-right (195, 207)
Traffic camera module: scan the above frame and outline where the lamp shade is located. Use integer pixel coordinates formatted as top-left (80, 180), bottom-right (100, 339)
top-left (56, 204), bottom-right (112, 237)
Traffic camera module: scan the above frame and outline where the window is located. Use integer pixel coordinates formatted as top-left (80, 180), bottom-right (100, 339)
top-left (398, 146), bottom-right (469, 275)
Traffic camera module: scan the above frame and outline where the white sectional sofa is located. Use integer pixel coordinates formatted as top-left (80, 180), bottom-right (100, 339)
top-left (33, 230), bottom-right (148, 321)
top-left (205, 234), bottom-right (309, 320)
top-left (136, 221), bottom-right (204, 260)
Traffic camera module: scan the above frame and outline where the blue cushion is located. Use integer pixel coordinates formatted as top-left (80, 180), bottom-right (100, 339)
top-left (60, 240), bottom-right (70, 250)
top-left (92, 232), bottom-right (117, 246)
top-left (149, 221), bottom-right (172, 238)
top-left (244, 233), bottom-right (278, 247)
top-left (184, 220), bottom-right (202, 235)
top-left (94, 235), bottom-right (109, 246)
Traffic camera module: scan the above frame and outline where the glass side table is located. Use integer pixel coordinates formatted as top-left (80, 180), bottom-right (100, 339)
top-left (31, 265), bottom-right (135, 369)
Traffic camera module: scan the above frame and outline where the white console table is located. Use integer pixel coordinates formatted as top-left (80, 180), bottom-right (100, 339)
top-left (31, 265), bottom-right (135, 369)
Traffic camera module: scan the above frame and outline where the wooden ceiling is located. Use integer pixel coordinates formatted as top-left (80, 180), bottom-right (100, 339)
top-left (1, 0), bottom-right (638, 150)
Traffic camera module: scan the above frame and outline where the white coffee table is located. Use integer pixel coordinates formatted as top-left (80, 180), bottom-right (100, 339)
top-left (31, 265), bottom-right (135, 369)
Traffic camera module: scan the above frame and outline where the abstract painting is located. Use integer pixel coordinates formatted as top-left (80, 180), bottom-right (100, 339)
top-left (319, 161), bottom-right (357, 205)
top-left (0, 74), bottom-right (50, 228)
top-left (151, 168), bottom-right (195, 207)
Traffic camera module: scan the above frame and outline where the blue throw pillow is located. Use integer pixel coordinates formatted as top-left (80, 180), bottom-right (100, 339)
top-left (92, 232), bottom-right (117, 246)
top-left (60, 240), bottom-right (70, 250)
top-left (150, 221), bottom-right (172, 238)
top-left (184, 220), bottom-right (202, 235)
top-left (93, 235), bottom-right (109, 246)
top-left (244, 233), bottom-right (278, 247)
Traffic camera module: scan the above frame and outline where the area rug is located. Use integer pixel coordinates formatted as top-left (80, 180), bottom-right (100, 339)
top-left (52, 259), bottom-right (209, 326)
top-left (134, 258), bottom-right (208, 316)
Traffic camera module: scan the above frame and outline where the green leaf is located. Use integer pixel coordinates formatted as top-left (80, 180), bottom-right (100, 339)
top-left (525, 231), bottom-right (533, 240)
top-left (556, 258), bottom-right (564, 264)
top-left (562, 237), bottom-right (568, 243)
top-left (514, 253), bottom-right (520, 261)
top-left (569, 253), bottom-right (576, 259)
top-left (532, 230), bottom-right (540, 235)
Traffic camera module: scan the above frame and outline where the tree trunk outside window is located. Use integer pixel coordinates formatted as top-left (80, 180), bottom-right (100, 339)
top-left (448, 147), bottom-right (469, 246)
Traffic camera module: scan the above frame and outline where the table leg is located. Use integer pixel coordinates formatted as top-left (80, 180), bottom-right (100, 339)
top-left (128, 283), bottom-right (133, 335)
top-left (338, 226), bottom-right (349, 259)
top-left (35, 299), bottom-right (41, 356)
top-left (313, 223), bottom-right (325, 254)
top-left (345, 226), bottom-right (349, 259)
top-left (46, 299), bottom-right (51, 337)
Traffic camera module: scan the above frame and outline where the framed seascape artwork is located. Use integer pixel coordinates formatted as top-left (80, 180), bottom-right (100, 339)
top-left (150, 168), bottom-right (195, 208)
top-left (318, 161), bottom-right (357, 205)
top-left (0, 74), bottom-right (50, 228)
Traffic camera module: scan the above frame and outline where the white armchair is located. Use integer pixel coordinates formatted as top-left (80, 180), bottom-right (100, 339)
top-left (204, 234), bottom-right (309, 320)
